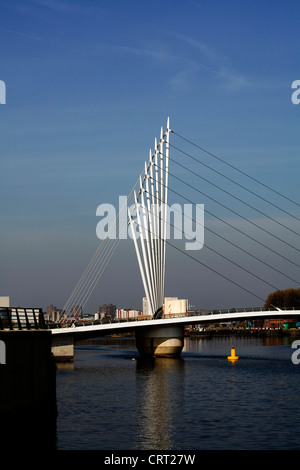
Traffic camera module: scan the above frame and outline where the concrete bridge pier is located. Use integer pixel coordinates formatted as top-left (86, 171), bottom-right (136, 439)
top-left (135, 324), bottom-right (184, 357)
top-left (51, 333), bottom-right (74, 361)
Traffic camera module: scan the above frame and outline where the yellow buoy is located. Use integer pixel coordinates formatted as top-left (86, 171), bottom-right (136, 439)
top-left (227, 347), bottom-right (239, 362)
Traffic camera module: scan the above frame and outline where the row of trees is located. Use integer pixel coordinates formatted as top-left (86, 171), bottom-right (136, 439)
top-left (264, 288), bottom-right (300, 310)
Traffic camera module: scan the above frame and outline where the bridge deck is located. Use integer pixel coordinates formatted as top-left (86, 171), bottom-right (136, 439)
top-left (51, 310), bottom-right (300, 339)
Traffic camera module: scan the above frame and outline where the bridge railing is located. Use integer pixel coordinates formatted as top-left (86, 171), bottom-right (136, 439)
top-left (47, 306), bottom-right (300, 330)
top-left (0, 307), bottom-right (46, 330)
top-left (188, 307), bottom-right (299, 316)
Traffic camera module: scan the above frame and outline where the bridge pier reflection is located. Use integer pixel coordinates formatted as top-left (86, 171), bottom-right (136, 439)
top-left (135, 355), bottom-right (185, 449)
top-left (135, 325), bottom-right (184, 357)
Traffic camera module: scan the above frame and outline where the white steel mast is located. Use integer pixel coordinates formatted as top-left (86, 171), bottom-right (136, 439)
top-left (128, 118), bottom-right (171, 317)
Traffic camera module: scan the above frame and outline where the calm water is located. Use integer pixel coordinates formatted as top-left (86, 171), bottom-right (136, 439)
top-left (56, 335), bottom-right (300, 450)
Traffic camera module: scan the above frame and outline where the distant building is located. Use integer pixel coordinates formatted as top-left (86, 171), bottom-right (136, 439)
top-left (70, 305), bottom-right (83, 318)
top-left (143, 297), bottom-right (188, 317)
top-left (261, 318), bottom-right (298, 329)
top-left (99, 304), bottom-right (116, 320)
top-left (142, 298), bottom-right (149, 316)
top-left (0, 297), bottom-right (10, 307)
top-left (46, 304), bottom-right (62, 322)
top-left (116, 308), bottom-right (140, 320)
top-left (163, 297), bottom-right (188, 317)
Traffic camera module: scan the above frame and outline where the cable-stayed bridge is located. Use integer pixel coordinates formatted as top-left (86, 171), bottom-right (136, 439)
top-left (52, 308), bottom-right (300, 340)
top-left (50, 307), bottom-right (300, 360)
top-left (49, 117), bottom-right (300, 359)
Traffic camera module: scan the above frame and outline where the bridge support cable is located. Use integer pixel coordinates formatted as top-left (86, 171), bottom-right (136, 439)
top-left (143, 181), bottom-right (296, 293)
top-left (138, 145), bottom-right (300, 305)
top-left (162, 121), bottom-right (170, 308)
top-left (128, 118), bottom-right (171, 318)
top-left (60, 182), bottom-right (138, 320)
top-left (61, 120), bottom-right (299, 321)
top-left (167, 188), bottom-right (300, 285)
top-left (127, 177), bottom-right (286, 309)
top-left (169, 148), bottom-right (300, 240)
top-left (61, 120), bottom-right (171, 321)
top-left (128, 197), bottom-right (268, 306)
top-left (61, 201), bottom-right (124, 319)
top-left (148, 152), bottom-right (300, 279)
top-left (128, 201), bottom-right (300, 308)
top-left (172, 130), bottom-right (300, 214)
top-left (167, 146), bottom-right (300, 252)
top-left (133, 173), bottom-right (298, 308)
top-left (153, 157), bottom-right (300, 270)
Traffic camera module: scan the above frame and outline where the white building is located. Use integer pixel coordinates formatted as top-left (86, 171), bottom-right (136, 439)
top-left (143, 297), bottom-right (188, 317)
top-left (116, 308), bottom-right (140, 320)
top-left (0, 297), bottom-right (10, 307)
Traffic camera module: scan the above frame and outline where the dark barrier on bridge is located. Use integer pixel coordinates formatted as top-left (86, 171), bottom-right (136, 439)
top-left (0, 307), bottom-right (46, 330)
top-left (0, 329), bottom-right (57, 450)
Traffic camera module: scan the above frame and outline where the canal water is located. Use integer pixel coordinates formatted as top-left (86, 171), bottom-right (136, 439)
top-left (55, 335), bottom-right (300, 450)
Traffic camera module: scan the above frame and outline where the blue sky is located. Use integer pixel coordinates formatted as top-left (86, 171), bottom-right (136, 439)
top-left (1, 0), bottom-right (300, 313)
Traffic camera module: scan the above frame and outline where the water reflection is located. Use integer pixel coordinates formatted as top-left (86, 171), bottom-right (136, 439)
top-left (183, 334), bottom-right (294, 358)
top-left (55, 336), bottom-right (300, 450)
top-left (135, 357), bottom-right (185, 450)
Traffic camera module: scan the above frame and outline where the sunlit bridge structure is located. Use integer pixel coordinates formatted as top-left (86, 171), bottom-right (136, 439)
top-left (128, 117), bottom-right (170, 320)
top-left (49, 117), bottom-right (300, 360)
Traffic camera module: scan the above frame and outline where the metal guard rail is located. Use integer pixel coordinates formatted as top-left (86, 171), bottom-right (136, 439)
top-left (0, 307), bottom-right (47, 330)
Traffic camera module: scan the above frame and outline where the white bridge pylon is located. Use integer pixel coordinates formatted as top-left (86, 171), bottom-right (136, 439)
top-left (128, 117), bottom-right (171, 319)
